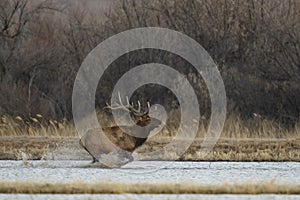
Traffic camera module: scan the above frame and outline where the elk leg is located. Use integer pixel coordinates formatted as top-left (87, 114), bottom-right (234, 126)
top-left (92, 156), bottom-right (99, 163)
top-left (82, 145), bottom-right (99, 163)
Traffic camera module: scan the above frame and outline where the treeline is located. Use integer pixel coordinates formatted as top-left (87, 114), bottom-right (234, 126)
top-left (0, 0), bottom-right (300, 126)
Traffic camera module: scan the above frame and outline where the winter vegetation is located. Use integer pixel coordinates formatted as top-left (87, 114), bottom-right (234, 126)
top-left (0, 0), bottom-right (299, 161)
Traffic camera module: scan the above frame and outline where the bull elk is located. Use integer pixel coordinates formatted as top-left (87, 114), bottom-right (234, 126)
top-left (79, 95), bottom-right (161, 165)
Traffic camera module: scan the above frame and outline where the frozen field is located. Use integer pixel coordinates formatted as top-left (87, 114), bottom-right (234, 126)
top-left (0, 161), bottom-right (299, 185)
top-left (0, 161), bottom-right (300, 199)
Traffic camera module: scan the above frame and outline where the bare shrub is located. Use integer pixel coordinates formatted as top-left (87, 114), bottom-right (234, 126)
top-left (0, 0), bottom-right (299, 135)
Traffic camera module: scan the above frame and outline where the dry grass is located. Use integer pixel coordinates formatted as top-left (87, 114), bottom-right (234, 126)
top-left (1, 113), bottom-right (299, 139)
top-left (0, 114), bottom-right (77, 160)
top-left (0, 114), bottom-right (76, 137)
top-left (136, 138), bottom-right (300, 161)
top-left (221, 113), bottom-right (300, 139)
top-left (0, 181), bottom-right (299, 194)
top-left (0, 113), bottom-right (299, 161)
top-left (0, 137), bottom-right (66, 160)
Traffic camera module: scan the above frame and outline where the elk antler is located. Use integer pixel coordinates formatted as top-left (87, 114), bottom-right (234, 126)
top-left (105, 92), bottom-right (132, 111)
top-left (105, 92), bottom-right (150, 116)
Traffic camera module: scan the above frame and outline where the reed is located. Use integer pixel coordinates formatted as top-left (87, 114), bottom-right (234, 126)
top-left (0, 113), bottom-right (299, 161)
top-left (0, 114), bottom-right (76, 137)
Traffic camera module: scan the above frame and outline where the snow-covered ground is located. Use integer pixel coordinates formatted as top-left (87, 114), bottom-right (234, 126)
top-left (1, 161), bottom-right (299, 199)
top-left (0, 160), bottom-right (299, 185)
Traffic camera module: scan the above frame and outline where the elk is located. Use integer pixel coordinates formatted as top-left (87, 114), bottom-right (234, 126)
top-left (79, 95), bottom-right (161, 165)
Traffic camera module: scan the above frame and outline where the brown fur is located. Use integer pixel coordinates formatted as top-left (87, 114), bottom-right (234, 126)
top-left (79, 112), bottom-right (161, 163)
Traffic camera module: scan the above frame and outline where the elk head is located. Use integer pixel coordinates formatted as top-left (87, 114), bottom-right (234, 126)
top-left (106, 94), bottom-right (158, 129)
top-left (106, 93), bottom-right (162, 143)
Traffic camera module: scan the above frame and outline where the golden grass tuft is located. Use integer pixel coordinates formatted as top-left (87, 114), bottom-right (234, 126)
top-left (0, 115), bottom-right (76, 138)
top-left (1, 113), bottom-right (299, 139)
top-left (0, 181), bottom-right (299, 194)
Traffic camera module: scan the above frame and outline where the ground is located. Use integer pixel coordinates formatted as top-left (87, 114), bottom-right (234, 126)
top-left (1, 136), bottom-right (300, 161)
